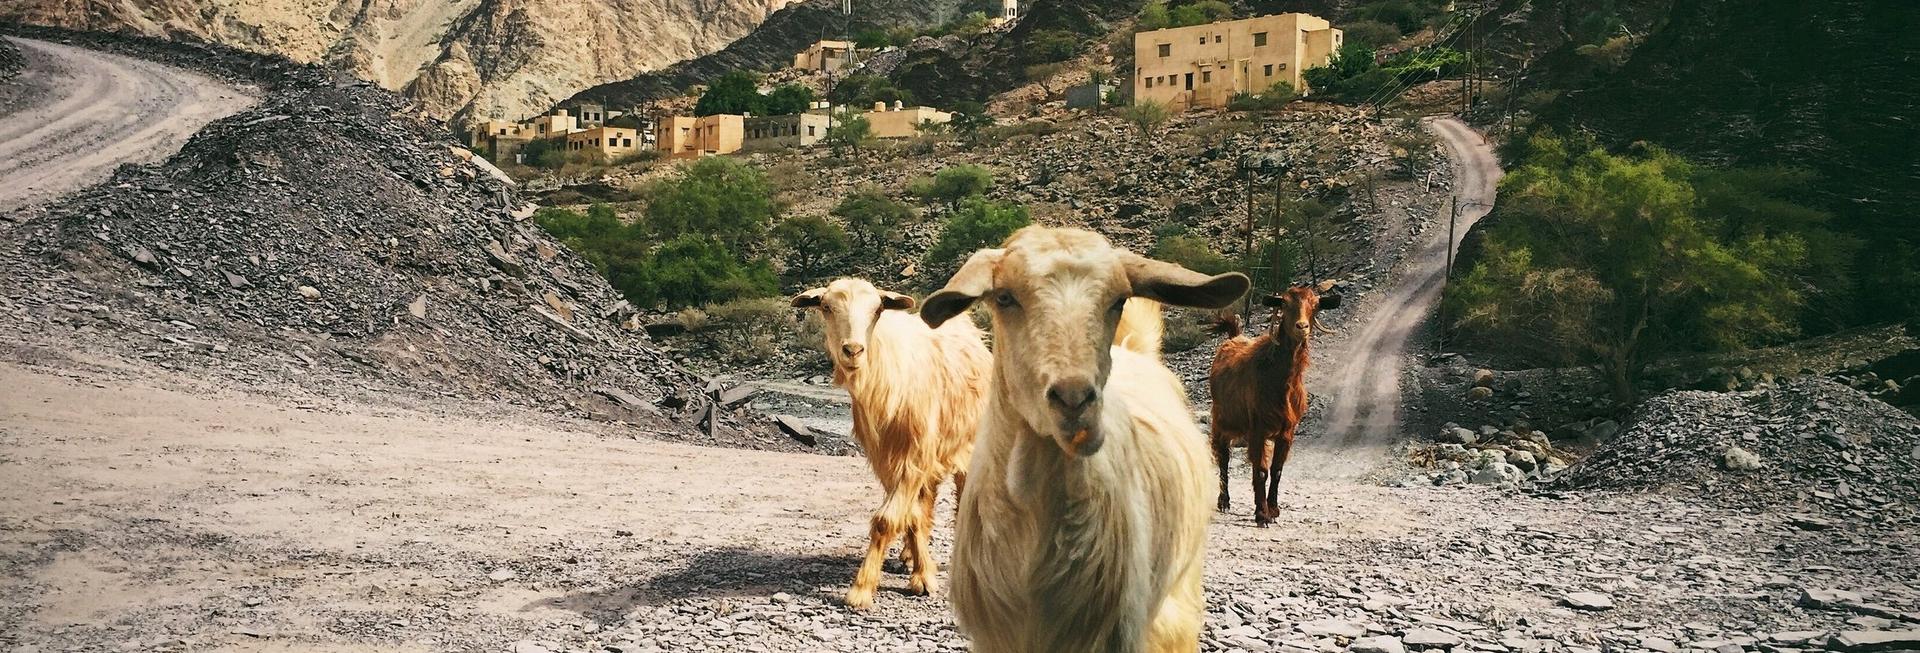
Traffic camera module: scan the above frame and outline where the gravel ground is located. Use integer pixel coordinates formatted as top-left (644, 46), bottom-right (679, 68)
top-left (3, 359), bottom-right (1917, 653)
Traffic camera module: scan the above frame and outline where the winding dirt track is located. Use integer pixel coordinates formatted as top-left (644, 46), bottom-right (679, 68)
top-left (1313, 116), bottom-right (1500, 463)
top-left (0, 36), bottom-right (252, 214)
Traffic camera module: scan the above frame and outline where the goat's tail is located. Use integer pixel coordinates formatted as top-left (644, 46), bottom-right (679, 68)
top-left (1214, 313), bottom-right (1243, 339)
top-left (1114, 298), bottom-right (1164, 358)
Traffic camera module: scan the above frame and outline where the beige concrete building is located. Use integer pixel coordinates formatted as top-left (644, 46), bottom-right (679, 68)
top-left (743, 113), bottom-right (831, 151)
top-left (793, 40), bottom-right (856, 72)
top-left (860, 102), bottom-right (952, 139)
top-left (1133, 13), bottom-right (1342, 111)
top-left (564, 126), bottom-right (643, 158)
top-left (656, 114), bottom-right (745, 158)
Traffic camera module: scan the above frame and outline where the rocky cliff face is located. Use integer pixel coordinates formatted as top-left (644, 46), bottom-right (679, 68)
top-left (0, 0), bottom-right (792, 122)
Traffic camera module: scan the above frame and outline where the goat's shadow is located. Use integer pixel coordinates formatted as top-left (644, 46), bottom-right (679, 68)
top-left (521, 547), bottom-right (911, 621)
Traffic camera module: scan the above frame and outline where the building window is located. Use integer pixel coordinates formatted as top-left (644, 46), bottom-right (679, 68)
top-left (1202, 71), bottom-right (1211, 83)
top-left (1214, 35), bottom-right (1222, 43)
top-left (1145, 77), bottom-right (1154, 88)
top-left (1198, 37), bottom-right (1205, 44)
top-left (1158, 43), bottom-right (1170, 57)
top-left (807, 126), bottom-right (816, 136)
top-left (1253, 32), bottom-right (1268, 47)
top-left (1264, 64), bottom-right (1274, 76)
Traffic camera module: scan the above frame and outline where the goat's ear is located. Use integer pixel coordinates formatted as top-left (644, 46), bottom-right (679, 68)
top-left (1123, 253), bottom-right (1251, 310)
top-left (1317, 292), bottom-right (1342, 311)
top-left (791, 288), bottom-right (826, 308)
top-left (880, 291), bottom-right (915, 311)
top-left (922, 248), bottom-right (1003, 328)
top-left (1260, 293), bottom-right (1287, 307)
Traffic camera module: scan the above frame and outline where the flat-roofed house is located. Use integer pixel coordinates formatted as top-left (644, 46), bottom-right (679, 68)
top-left (1133, 13), bottom-right (1342, 111)
top-left (793, 40), bottom-right (856, 72)
top-left (655, 114), bottom-right (745, 157)
top-left (743, 113), bottom-right (832, 151)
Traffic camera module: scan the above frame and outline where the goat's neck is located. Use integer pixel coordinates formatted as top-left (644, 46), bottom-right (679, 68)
top-left (1260, 328), bottom-right (1312, 386)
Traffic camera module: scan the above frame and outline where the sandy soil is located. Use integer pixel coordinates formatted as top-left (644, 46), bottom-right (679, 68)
top-left (0, 37), bottom-right (253, 214)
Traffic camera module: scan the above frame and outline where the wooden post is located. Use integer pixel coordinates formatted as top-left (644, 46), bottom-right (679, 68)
top-left (1242, 157), bottom-right (1255, 319)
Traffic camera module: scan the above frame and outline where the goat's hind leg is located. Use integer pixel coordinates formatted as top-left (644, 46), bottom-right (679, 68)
top-left (1213, 433), bottom-right (1234, 511)
top-left (1248, 436), bottom-right (1275, 527)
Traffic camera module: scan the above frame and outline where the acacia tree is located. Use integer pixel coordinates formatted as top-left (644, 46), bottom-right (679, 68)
top-left (1444, 131), bottom-right (1821, 405)
top-left (826, 112), bottom-right (871, 154)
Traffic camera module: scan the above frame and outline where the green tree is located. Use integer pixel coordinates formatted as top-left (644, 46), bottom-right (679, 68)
top-left (1444, 132), bottom-right (1818, 405)
top-left (1340, 20), bottom-right (1403, 49)
top-left (826, 112), bottom-right (872, 154)
top-left (917, 164), bottom-right (995, 209)
top-left (828, 74), bottom-right (916, 109)
top-left (694, 70), bottom-right (762, 116)
top-left (1119, 100), bottom-right (1171, 135)
top-left (949, 101), bottom-right (997, 146)
top-left (1026, 62), bottom-right (1069, 96)
top-left (761, 83), bottom-right (816, 115)
top-left (1168, 0), bottom-right (1231, 27)
top-left (521, 138), bottom-right (566, 169)
top-left (644, 157), bottom-right (779, 248)
top-left (1028, 30), bottom-right (1080, 62)
top-left (773, 215), bottom-right (851, 276)
top-left (923, 197), bottom-right (1032, 280)
top-left (645, 234), bottom-right (779, 307)
top-left (832, 186), bottom-right (916, 250)
top-left (852, 28), bottom-right (891, 48)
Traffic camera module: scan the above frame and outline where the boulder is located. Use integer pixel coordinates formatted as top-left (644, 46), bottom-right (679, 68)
top-left (1720, 445), bottom-right (1763, 471)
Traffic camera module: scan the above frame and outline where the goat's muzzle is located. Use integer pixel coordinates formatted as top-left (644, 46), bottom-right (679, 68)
top-left (1046, 378), bottom-right (1105, 456)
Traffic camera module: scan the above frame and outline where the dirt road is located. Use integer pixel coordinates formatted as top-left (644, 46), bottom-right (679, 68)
top-left (4, 358), bottom-right (1911, 652)
top-left (0, 36), bottom-right (252, 214)
top-left (1314, 116), bottom-right (1501, 463)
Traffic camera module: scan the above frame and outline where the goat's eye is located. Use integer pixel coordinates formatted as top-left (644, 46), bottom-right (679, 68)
top-left (821, 305), bottom-right (833, 314)
top-left (995, 292), bottom-right (1018, 309)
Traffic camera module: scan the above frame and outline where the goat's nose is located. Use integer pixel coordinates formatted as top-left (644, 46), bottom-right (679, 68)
top-left (1046, 379), bottom-right (1098, 418)
top-left (842, 343), bottom-right (865, 358)
top-left (1295, 321), bottom-right (1311, 330)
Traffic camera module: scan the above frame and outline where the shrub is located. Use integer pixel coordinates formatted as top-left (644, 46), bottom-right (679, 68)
top-left (1352, 0), bottom-right (1446, 33)
top-left (833, 186), bottom-right (916, 249)
top-left (1226, 80), bottom-right (1298, 112)
top-left (1150, 234), bottom-right (1234, 276)
top-left (917, 164), bottom-right (995, 208)
top-left (644, 157), bottom-right (778, 248)
top-left (1025, 62), bottom-right (1069, 96)
top-left (922, 197), bottom-right (1031, 280)
top-left (1119, 100), bottom-right (1172, 135)
top-left (773, 215), bottom-right (851, 276)
top-left (852, 28), bottom-right (891, 48)
top-left (522, 138), bottom-right (566, 169)
top-left (1029, 30), bottom-right (1080, 63)
top-left (1161, 308), bottom-right (1217, 353)
top-left (701, 297), bottom-right (793, 363)
top-left (949, 101), bottom-right (997, 146)
top-left (613, 149), bottom-right (661, 166)
top-left (696, 71), bottom-right (815, 116)
top-left (761, 83), bottom-right (817, 115)
top-left (826, 111), bottom-right (872, 154)
top-left (645, 234), bottom-right (779, 308)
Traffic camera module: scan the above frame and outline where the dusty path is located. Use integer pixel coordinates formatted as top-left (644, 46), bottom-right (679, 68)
top-left (0, 36), bottom-right (253, 214)
top-left (1315, 116), bottom-right (1500, 464)
top-left (3, 358), bottom-right (1913, 652)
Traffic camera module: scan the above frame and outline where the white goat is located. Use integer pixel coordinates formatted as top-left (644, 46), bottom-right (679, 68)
top-left (792, 277), bottom-right (991, 609)
top-left (920, 226), bottom-right (1250, 652)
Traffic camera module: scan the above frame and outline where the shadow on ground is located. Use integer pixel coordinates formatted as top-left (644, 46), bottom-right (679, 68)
top-left (522, 547), bottom-right (863, 620)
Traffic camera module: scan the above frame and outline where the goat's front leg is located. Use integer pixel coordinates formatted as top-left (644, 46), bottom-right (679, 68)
top-left (847, 485), bottom-right (915, 609)
top-left (1265, 431), bottom-right (1294, 519)
top-left (1249, 437), bottom-right (1274, 527)
top-left (905, 484), bottom-right (938, 596)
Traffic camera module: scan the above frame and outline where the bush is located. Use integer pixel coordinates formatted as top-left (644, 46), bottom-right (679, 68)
top-left (1119, 100), bottom-right (1172, 135)
top-left (1226, 80), bottom-right (1298, 111)
top-left (949, 101), bottom-right (997, 146)
top-left (1444, 131), bottom-right (1837, 404)
top-left (701, 297), bottom-right (793, 363)
top-left (613, 149), bottom-right (661, 166)
top-left (1352, 0), bottom-right (1446, 33)
top-left (521, 138), bottom-right (566, 169)
top-left (1150, 234), bottom-right (1234, 276)
top-left (645, 235), bottom-right (780, 308)
top-left (773, 215), bottom-right (850, 276)
top-left (833, 186), bottom-right (916, 249)
top-left (923, 197), bottom-right (1031, 280)
top-left (1138, 0), bottom-right (1231, 30)
top-left (1029, 30), bottom-right (1080, 63)
top-left (826, 112), bottom-right (872, 153)
top-left (1161, 308), bottom-right (1217, 353)
top-left (644, 157), bottom-right (778, 247)
top-left (917, 164), bottom-right (995, 208)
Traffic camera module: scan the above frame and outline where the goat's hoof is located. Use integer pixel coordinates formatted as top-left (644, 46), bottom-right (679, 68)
top-left (1216, 497), bottom-right (1231, 511)
top-left (907, 575), bottom-right (936, 596)
top-left (844, 590), bottom-right (875, 610)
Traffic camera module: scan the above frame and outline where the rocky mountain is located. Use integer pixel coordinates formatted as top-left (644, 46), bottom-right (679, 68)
top-left (0, 0), bottom-right (793, 123)
top-left (562, 0), bottom-right (967, 108)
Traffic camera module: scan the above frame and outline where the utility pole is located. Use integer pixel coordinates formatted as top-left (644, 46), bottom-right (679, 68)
top-left (1241, 156), bottom-right (1255, 319)
top-left (1272, 173), bottom-right (1286, 291)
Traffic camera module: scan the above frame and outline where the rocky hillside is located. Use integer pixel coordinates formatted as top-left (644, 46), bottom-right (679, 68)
top-left (0, 37), bottom-right (20, 79)
top-left (562, 0), bottom-right (966, 108)
top-left (0, 0), bottom-right (790, 123)
top-left (0, 32), bottom-right (812, 453)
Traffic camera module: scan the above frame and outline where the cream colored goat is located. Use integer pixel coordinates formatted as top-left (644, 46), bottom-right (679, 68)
top-left (792, 278), bottom-right (991, 609)
top-left (920, 226), bottom-right (1250, 652)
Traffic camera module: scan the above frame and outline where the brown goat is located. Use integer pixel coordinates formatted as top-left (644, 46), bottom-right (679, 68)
top-left (1208, 284), bottom-right (1341, 526)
